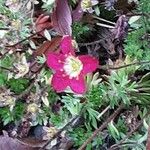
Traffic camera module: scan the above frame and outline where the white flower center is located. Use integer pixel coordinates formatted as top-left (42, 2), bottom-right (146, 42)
top-left (63, 56), bottom-right (83, 78)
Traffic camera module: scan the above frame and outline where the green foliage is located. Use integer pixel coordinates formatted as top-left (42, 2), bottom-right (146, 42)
top-left (0, 55), bottom-right (14, 68)
top-left (120, 132), bottom-right (147, 150)
top-left (0, 72), bottom-right (7, 86)
top-left (86, 86), bottom-right (103, 108)
top-left (69, 127), bottom-right (92, 147)
top-left (124, 0), bottom-right (150, 69)
top-left (42, 0), bottom-right (55, 12)
top-left (108, 118), bottom-right (127, 142)
top-left (0, 56), bottom-right (14, 86)
top-left (19, 18), bottom-right (31, 39)
top-left (101, 69), bottom-right (138, 107)
top-left (69, 127), bottom-right (103, 149)
top-left (50, 109), bottom-right (69, 127)
top-left (0, 0), bottom-right (31, 41)
top-left (69, 0), bottom-right (78, 7)
top-left (0, 0), bottom-right (149, 149)
top-left (108, 121), bottom-right (120, 140)
top-left (61, 94), bottom-right (100, 129)
top-left (116, 118), bottom-right (127, 134)
top-left (84, 106), bottom-right (99, 129)
top-left (0, 102), bottom-right (25, 125)
top-left (35, 111), bottom-right (49, 126)
top-left (131, 72), bottom-right (150, 105)
top-left (50, 113), bottom-right (63, 127)
top-left (139, 0), bottom-right (150, 30)
top-left (72, 22), bottom-right (91, 41)
top-left (0, 0), bottom-right (12, 17)
top-left (0, 107), bottom-right (13, 125)
top-left (47, 87), bottom-right (58, 104)
top-left (7, 78), bottom-right (29, 94)
top-left (61, 94), bottom-right (82, 116)
top-left (125, 28), bottom-right (150, 61)
top-left (13, 102), bottom-right (25, 121)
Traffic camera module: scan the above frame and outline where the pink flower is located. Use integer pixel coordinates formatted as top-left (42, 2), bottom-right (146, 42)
top-left (46, 36), bottom-right (99, 94)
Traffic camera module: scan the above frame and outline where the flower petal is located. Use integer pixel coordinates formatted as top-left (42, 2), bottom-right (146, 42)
top-left (46, 53), bottom-right (64, 71)
top-left (60, 36), bottom-right (75, 55)
top-left (70, 75), bottom-right (86, 94)
top-left (79, 55), bottom-right (99, 74)
top-left (51, 72), bottom-right (69, 92)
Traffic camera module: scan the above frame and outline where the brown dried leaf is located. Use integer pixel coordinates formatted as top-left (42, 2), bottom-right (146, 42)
top-left (0, 136), bottom-right (38, 150)
top-left (34, 36), bottom-right (62, 57)
top-left (35, 14), bottom-right (53, 35)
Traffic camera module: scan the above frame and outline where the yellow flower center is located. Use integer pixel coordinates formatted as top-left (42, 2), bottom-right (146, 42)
top-left (63, 56), bottom-right (83, 78)
top-left (18, 64), bottom-right (27, 72)
top-left (81, 0), bottom-right (92, 9)
top-left (27, 103), bottom-right (38, 113)
top-left (6, 96), bottom-right (15, 105)
top-left (0, 94), bottom-right (15, 106)
top-left (47, 127), bottom-right (57, 138)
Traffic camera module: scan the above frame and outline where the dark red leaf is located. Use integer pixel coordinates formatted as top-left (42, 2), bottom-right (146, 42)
top-left (35, 14), bottom-right (53, 35)
top-left (72, 0), bottom-right (84, 21)
top-left (111, 15), bottom-right (128, 40)
top-left (51, 0), bottom-right (72, 35)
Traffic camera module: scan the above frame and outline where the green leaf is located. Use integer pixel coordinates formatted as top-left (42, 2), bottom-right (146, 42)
top-left (3, 117), bottom-right (12, 126)
top-left (108, 121), bottom-right (120, 140)
top-left (128, 16), bottom-right (141, 25)
top-left (138, 72), bottom-right (150, 85)
top-left (7, 78), bottom-right (29, 94)
top-left (94, 6), bottom-right (100, 16)
top-left (0, 72), bottom-right (7, 86)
